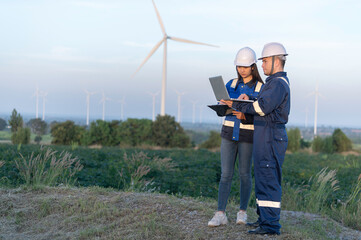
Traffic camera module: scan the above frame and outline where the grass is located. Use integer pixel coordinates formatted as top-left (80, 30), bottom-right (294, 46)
top-left (0, 186), bottom-right (360, 240)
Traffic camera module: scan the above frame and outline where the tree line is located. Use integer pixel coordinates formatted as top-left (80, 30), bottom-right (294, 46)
top-left (6, 109), bottom-right (191, 148)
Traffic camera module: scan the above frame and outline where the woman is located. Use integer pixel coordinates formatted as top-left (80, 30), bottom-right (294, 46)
top-left (208, 47), bottom-right (263, 227)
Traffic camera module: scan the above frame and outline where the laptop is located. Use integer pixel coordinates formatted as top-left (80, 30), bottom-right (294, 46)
top-left (209, 76), bottom-right (254, 103)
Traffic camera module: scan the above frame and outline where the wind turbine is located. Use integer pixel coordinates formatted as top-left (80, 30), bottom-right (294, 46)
top-left (133, 0), bottom-right (218, 116)
top-left (175, 90), bottom-right (185, 123)
top-left (40, 91), bottom-right (48, 121)
top-left (199, 105), bottom-right (203, 124)
top-left (85, 90), bottom-right (96, 126)
top-left (33, 87), bottom-right (40, 119)
top-left (148, 91), bottom-right (159, 121)
top-left (100, 91), bottom-right (111, 121)
top-left (190, 100), bottom-right (197, 124)
top-left (308, 83), bottom-right (323, 136)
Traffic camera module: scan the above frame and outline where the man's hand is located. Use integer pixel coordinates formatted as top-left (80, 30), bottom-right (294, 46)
top-left (233, 111), bottom-right (246, 120)
top-left (237, 94), bottom-right (250, 100)
top-left (220, 99), bottom-right (233, 108)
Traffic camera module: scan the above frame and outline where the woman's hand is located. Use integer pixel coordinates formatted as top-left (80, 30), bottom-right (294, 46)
top-left (237, 94), bottom-right (249, 100)
top-left (233, 111), bottom-right (246, 120)
top-left (220, 99), bottom-right (233, 108)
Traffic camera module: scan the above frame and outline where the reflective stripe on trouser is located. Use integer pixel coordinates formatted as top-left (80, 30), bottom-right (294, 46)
top-left (253, 124), bottom-right (287, 234)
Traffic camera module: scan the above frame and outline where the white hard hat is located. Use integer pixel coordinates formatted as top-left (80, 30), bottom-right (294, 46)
top-left (259, 42), bottom-right (288, 60)
top-left (234, 47), bottom-right (257, 67)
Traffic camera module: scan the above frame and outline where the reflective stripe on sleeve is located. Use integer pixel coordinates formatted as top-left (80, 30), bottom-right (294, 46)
top-left (230, 78), bottom-right (238, 88)
top-left (253, 101), bottom-right (265, 116)
top-left (223, 120), bottom-right (254, 130)
top-left (256, 199), bottom-right (281, 208)
top-left (255, 81), bottom-right (263, 92)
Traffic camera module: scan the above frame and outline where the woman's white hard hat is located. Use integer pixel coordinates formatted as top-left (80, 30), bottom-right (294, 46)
top-left (259, 42), bottom-right (288, 60)
top-left (234, 47), bottom-right (257, 67)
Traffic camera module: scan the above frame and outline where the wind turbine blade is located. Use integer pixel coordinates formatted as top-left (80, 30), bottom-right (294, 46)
top-left (169, 36), bottom-right (219, 48)
top-left (132, 38), bottom-right (165, 77)
top-left (152, 0), bottom-right (166, 35)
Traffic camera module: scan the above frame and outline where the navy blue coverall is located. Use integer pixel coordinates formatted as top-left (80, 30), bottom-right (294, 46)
top-left (232, 71), bottom-right (290, 234)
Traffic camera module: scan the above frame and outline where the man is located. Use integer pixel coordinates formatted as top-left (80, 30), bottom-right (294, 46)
top-left (221, 42), bottom-right (290, 235)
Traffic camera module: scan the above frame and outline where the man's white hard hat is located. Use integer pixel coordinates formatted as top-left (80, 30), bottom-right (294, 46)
top-left (259, 42), bottom-right (288, 60)
top-left (234, 47), bottom-right (257, 67)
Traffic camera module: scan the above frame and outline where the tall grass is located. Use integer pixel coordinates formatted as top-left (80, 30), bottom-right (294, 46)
top-left (282, 167), bottom-right (361, 230)
top-left (118, 151), bottom-right (174, 191)
top-left (334, 174), bottom-right (361, 229)
top-left (0, 161), bottom-right (4, 168)
top-left (15, 147), bottom-right (83, 187)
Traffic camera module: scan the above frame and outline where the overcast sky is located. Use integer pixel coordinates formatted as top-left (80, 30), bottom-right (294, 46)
top-left (1, 0), bottom-right (361, 127)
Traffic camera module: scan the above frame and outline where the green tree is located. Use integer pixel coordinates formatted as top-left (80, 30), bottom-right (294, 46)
top-left (332, 128), bottom-right (352, 153)
top-left (0, 118), bottom-right (7, 130)
top-left (312, 136), bottom-right (323, 153)
top-left (8, 109), bottom-right (23, 133)
top-left (83, 120), bottom-right (120, 146)
top-left (118, 118), bottom-right (153, 146)
top-left (27, 118), bottom-right (48, 135)
top-left (51, 121), bottom-right (85, 145)
top-left (322, 136), bottom-right (334, 154)
top-left (151, 115), bottom-right (191, 148)
top-left (199, 131), bottom-right (221, 149)
top-left (11, 128), bottom-right (31, 144)
top-left (287, 128), bottom-right (301, 152)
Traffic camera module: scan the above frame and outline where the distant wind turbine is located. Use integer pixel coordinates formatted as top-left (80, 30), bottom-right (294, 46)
top-left (199, 105), bottom-right (203, 124)
top-left (85, 90), bottom-right (96, 126)
top-left (40, 91), bottom-right (48, 121)
top-left (175, 90), bottom-right (185, 123)
top-left (308, 83), bottom-right (323, 136)
top-left (148, 92), bottom-right (159, 121)
top-left (133, 0), bottom-right (218, 116)
top-left (33, 87), bottom-right (40, 119)
top-left (100, 91), bottom-right (111, 121)
top-left (190, 100), bottom-right (197, 124)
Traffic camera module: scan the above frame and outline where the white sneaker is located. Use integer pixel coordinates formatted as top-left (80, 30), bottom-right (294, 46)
top-left (208, 212), bottom-right (228, 227)
top-left (236, 210), bottom-right (247, 224)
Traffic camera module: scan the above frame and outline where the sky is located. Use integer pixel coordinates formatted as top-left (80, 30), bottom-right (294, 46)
top-left (1, 0), bottom-right (361, 127)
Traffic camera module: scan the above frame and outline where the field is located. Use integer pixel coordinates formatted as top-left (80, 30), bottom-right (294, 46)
top-left (0, 143), bottom-right (360, 233)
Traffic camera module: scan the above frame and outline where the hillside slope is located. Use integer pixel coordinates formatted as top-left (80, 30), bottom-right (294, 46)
top-left (0, 187), bottom-right (360, 240)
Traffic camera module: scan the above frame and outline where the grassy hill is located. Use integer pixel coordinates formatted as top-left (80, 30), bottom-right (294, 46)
top-left (1, 186), bottom-right (360, 240)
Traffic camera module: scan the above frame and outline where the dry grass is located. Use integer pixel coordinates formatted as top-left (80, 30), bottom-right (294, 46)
top-left (0, 187), bottom-right (360, 240)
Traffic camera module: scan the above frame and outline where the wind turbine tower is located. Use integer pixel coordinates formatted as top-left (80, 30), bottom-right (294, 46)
top-left (190, 100), bottom-right (197, 124)
top-left (133, 0), bottom-right (218, 116)
top-left (41, 91), bottom-right (48, 121)
top-left (310, 84), bottom-right (322, 136)
top-left (175, 91), bottom-right (185, 123)
top-left (34, 87), bottom-right (40, 119)
top-left (85, 90), bottom-right (96, 126)
top-left (148, 92), bottom-right (159, 121)
top-left (100, 91), bottom-right (111, 121)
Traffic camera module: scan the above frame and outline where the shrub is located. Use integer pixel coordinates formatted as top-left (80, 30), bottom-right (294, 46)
top-left (332, 128), bottom-right (352, 153)
top-left (312, 136), bottom-right (323, 153)
top-left (51, 121), bottom-right (85, 145)
top-left (0, 118), bottom-right (6, 130)
top-left (11, 128), bottom-right (31, 145)
top-left (83, 120), bottom-right (120, 146)
top-left (118, 119), bottom-right (152, 146)
top-left (287, 128), bottom-right (301, 152)
top-left (199, 131), bottom-right (221, 149)
top-left (151, 115), bottom-right (190, 148)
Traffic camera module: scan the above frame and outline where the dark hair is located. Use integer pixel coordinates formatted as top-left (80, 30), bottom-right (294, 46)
top-left (236, 63), bottom-right (264, 84)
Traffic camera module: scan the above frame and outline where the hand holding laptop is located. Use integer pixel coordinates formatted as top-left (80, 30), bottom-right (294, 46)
top-left (220, 93), bottom-right (250, 107)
